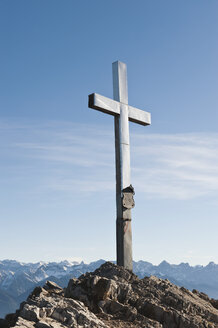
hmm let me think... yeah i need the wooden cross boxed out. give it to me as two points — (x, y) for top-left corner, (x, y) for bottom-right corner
(88, 61), (151, 271)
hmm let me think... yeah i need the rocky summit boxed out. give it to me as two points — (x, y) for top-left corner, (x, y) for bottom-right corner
(1, 262), (218, 328)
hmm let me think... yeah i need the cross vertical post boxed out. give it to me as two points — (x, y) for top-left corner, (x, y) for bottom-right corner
(113, 61), (132, 271)
(88, 61), (151, 272)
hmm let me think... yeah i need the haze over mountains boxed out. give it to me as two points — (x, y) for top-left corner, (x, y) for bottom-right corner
(1, 259), (218, 318)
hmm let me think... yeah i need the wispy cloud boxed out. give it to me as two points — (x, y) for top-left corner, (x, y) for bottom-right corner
(132, 132), (218, 199)
(1, 120), (218, 200)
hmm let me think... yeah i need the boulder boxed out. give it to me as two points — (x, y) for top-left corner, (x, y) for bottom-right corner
(3, 262), (218, 328)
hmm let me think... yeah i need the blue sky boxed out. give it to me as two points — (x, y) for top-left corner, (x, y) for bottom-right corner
(1, 0), (218, 265)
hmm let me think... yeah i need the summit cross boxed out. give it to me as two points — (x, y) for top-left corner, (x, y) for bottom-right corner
(88, 61), (151, 271)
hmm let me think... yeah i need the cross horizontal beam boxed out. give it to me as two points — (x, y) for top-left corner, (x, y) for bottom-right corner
(89, 93), (151, 126)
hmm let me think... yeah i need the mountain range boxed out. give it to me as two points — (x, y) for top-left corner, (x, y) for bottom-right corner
(1, 259), (218, 318)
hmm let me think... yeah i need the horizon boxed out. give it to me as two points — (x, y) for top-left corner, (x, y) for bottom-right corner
(1, 257), (218, 268)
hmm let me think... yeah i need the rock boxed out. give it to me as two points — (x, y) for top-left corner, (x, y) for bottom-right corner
(35, 322), (51, 328)
(4, 312), (18, 327)
(65, 262), (218, 327)
(3, 261), (218, 327)
(7, 280), (107, 328)
(35, 319), (66, 328)
(0, 319), (10, 328)
(43, 281), (63, 291)
(14, 317), (35, 327)
(20, 304), (40, 322)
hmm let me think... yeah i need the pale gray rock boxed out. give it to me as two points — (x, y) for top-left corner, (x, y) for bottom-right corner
(3, 259), (218, 319)
(43, 281), (62, 291)
(6, 280), (108, 328)
(14, 317), (35, 327)
(3, 263), (218, 328)
(65, 262), (218, 327)
(35, 319), (66, 328)
(20, 304), (40, 322)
